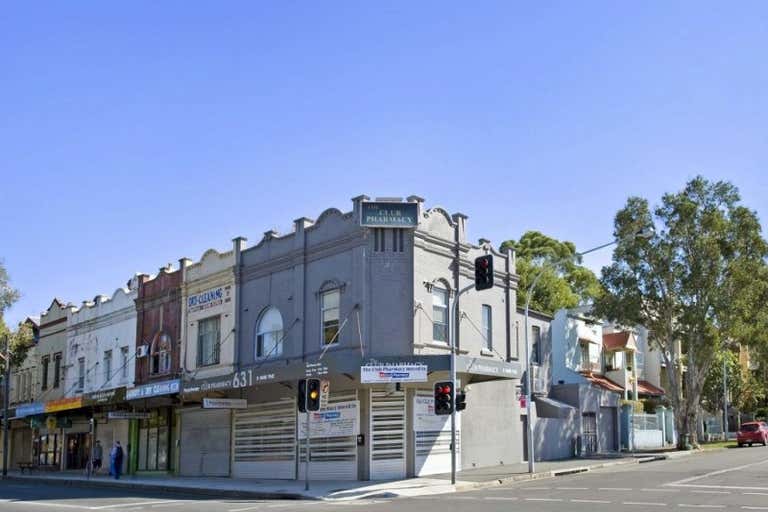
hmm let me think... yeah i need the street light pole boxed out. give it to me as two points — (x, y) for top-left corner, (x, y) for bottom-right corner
(2, 334), (10, 479)
(523, 227), (653, 473)
(449, 283), (474, 485)
(723, 356), (728, 441)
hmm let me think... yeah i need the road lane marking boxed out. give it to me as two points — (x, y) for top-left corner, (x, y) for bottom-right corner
(6, 502), (88, 509)
(642, 488), (680, 493)
(692, 490), (731, 494)
(678, 505), (726, 509)
(525, 498), (563, 502)
(600, 487), (633, 491)
(483, 497), (519, 501)
(91, 502), (181, 509)
(572, 499), (612, 504)
(558, 487), (589, 490)
(744, 493), (768, 496)
(668, 459), (768, 486)
(623, 502), (666, 507)
(672, 485), (768, 491)
(523, 486), (551, 490)
(742, 507), (768, 510)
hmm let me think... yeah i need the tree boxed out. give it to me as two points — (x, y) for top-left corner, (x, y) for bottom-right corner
(500, 231), (602, 316)
(0, 260), (33, 373)
(701, 349), (765, 422)
(594, 177), (768, 449)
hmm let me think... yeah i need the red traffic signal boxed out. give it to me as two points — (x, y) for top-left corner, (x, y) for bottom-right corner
(434, 380), (454, 416)
(474, 255), (494, 291)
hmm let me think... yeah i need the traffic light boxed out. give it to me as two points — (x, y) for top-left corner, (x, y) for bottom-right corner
(474, 255), (494, 291)
(434, 381), (454, 415)
(455, 391), (467, 411)
(297, 379), (307, 412)
(307, 378), (321, 411)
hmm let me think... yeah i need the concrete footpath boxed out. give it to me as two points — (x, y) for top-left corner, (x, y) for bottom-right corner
(4, 451), (695, 501)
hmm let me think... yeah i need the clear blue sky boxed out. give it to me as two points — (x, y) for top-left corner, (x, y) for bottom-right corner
(2, 2), (767, 326)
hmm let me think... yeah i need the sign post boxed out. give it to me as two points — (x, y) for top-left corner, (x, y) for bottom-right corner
(304, 394), (311, 491)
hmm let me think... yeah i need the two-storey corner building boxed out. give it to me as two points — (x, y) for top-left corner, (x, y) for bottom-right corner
(176, 239), (245, 477)
(130, 263), (185, 475)
(6, 316), (40, 469)
(64, 276), (140, 475)
(181, 195), (523, 481)
(550, 307), (622, 455)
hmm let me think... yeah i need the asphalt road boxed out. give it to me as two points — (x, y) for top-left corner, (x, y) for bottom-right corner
(1, 447), (767, 512)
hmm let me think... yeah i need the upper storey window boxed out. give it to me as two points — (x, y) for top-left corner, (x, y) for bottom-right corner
(256, 307), (283, 359)
(321, 289), (340, 346)
(197, 316), (221, 366)
(432, 288), (449, 343)
(151, 332), (172, 375)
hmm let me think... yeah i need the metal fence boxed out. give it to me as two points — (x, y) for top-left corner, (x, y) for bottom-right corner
(632, 413), (660, 431)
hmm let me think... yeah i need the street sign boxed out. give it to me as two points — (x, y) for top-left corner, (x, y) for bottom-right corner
(319, 380), (330, 410)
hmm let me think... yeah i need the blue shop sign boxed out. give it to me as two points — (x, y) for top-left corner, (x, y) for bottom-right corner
(126, 378), (181, 400)
(360, 201), (418, 228)
(15, 402), (44, 418)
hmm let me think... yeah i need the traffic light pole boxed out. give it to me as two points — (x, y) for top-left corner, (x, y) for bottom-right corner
(304, 408), (310, 491)
(450, 284), (474, 485)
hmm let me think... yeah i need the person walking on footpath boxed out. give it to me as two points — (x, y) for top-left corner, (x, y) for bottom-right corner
(110, 441), (124, 480)
(92, 440), (103, 475)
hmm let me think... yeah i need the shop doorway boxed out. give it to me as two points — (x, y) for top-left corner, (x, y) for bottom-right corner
(66, 433), (91, 470)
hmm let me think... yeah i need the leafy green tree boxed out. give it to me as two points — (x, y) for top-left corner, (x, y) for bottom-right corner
(499, 231), (602, 316)
(0, 260), (33, 373)
(594, 177), (768, 449)
(701, 349), (765, 421)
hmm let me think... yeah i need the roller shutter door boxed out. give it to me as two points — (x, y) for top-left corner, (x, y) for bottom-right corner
(413, 390), (460, 476)
(369, 389), (406, 480)
(179, 409), (231, 476)
(233, 399), (296, 479)
(298, 390), (358, 480)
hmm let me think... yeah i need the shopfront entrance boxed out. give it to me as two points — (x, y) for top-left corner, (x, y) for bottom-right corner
(66, 432), (91, 470)
(137, 408), (173, 472)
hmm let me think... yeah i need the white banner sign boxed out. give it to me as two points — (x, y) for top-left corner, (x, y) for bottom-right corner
(413, 396), (452, 432)
(108, 411), (151, 420)
(361, 364), (428, 383)
(299, 400), (359, 439)
(203, 398), (247, 409)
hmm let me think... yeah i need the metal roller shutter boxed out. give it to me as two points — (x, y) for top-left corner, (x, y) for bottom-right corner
(369, 389), (406, 480)
(179, 409), (231, 477)
(233, 399), (296, 479)
(298, 390), (358, 480)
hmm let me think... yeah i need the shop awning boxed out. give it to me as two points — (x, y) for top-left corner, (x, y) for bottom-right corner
(637, 380), (665, 397)
(534, 396), (576, 419)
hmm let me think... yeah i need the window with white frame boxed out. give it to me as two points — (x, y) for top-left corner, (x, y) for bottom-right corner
(103, 350), (112, 384)
(432, 287), (449, 342)
(197, 316), (221, 366)
(482, 305), (492, 350)
(256, 307), (283, 358)
(77, 357), (85, 392)
(321, 289), (341, 346)
(121, 346), (129, 379)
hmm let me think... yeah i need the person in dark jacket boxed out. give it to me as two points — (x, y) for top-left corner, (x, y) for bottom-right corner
(110, 441), (124, 479)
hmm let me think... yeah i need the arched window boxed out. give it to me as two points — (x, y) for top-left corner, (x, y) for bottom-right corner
(256, 307), (283, 359)
(151, 332), (172, 375)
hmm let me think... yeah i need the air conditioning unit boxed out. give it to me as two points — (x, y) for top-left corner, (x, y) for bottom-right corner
(136, 345), (149, 358)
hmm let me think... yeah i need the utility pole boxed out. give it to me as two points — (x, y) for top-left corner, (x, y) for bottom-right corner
(2, 334), (10, 478)
(723, 356), (728, 441)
